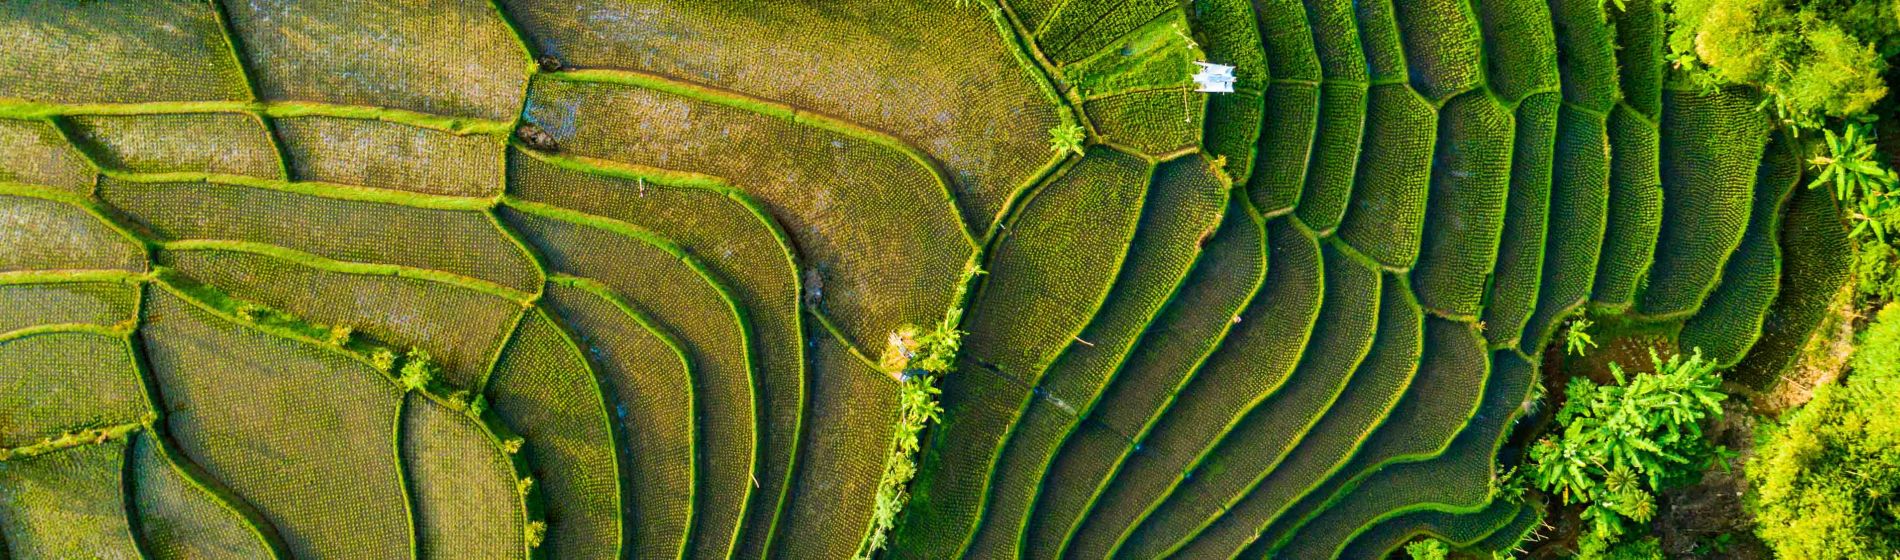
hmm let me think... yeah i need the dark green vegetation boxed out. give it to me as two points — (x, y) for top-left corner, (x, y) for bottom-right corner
(0, 0), (1863, 559)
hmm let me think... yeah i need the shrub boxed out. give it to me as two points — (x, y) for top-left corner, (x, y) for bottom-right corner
(326, 325), (353, 347)
(1855, 302), (1900, 378)
(369, 348), (397, 373)
(1748, 304), (1900, 559)
(398, 348), (438, 392)
(1578, 533), (1665, 559)
(858, 374), (944, 559)
(1804, 120), (1900, 305)
(1528, 350), (1727, 542)
(1048, 124), (1086, 157)
(525, 520), (547, 549)
(234, 302), (266, 323)
(1404, 537), (1450, 560)
(468, 393), (489, 417)
(1856, 238), (1900, 302)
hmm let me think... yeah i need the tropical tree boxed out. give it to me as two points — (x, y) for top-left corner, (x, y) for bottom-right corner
(1047, 123), (1085, 157)
(1528, 350), (1727, 542)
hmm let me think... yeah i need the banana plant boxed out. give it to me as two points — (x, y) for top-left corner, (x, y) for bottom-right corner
(1528, 350), (1727, 540)
(1809, 121), (1900, 243)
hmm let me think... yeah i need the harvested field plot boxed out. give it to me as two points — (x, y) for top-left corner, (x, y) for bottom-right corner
(0, 1), (1850, 558)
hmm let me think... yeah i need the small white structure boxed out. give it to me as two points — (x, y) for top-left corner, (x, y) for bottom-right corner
(1192, 61), (1236, 93)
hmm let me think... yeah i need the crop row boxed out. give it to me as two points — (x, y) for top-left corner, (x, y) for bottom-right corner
(961, 156), (1230, 557)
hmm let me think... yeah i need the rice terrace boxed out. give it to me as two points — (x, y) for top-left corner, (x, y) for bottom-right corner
(6, 0), (1900, 558)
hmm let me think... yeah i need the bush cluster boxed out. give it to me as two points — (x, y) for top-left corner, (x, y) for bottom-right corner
(1665, 0), (1899, 126)
(1748, 304), (1900, 559)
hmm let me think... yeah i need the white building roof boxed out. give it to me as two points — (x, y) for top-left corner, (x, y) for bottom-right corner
(1192, 61), (1237, 93)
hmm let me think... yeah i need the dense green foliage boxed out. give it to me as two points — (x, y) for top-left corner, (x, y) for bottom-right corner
(1577, 533), (1666, 559)
(1404, 536), (1451, 560)
(1858, 227), (1900, 301)
(1664, 0), (1899, 125)
(1748, 304), (1900, 559)
(860, 376), (945, 559)
(1528, 350), (1727, 543)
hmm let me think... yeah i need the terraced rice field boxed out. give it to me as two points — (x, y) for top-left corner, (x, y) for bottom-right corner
(0, 1), (1850, 558)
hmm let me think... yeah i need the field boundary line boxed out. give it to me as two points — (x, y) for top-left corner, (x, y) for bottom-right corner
(505, 197), (762, 557)
(0, 269), (146, 285)
(204, 0), (294, 179)
(390, 396), (420, 560)
(0, 321), (129, 343)
(121, 371), (294, 560)
(1080, 84), (1204, 104)
(0, 180), (159, 255)
(986, 173), (1245, 556)
(0, 422), (142, 462)
(1174, 272), (1427, 558)
(539, 68), (978, 245)
(102, 171), (497, 211)
(507, 145), (808, 278)
(545, 275), (703, 559)
(950, 155), (1159, 556)
(499, 198), (764, 399)
(482, 0), (541, 131)
(1057, 214), (1325, 557)
(1318, 346), (1534, 559)
(1369, 500), (1524, 558)
(500, 305), (619, 557)
(0, 100), (512, 137)
(984, 0), (1082, 237)
(1039, 0), (1140, 65)
(160, 239), (535, 304)
(1019, 192), (1263, 553)
(545, 274), (704, 416)
(1261, 320), (1495, 554)
(480, 208), (551, 302)
(1039, 202), (1274, 558)
(509, 143), (808, 552)
(141, 263), (541, 487)
(1108, 233), (1385, 557)
(804, 309), (884, 373)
